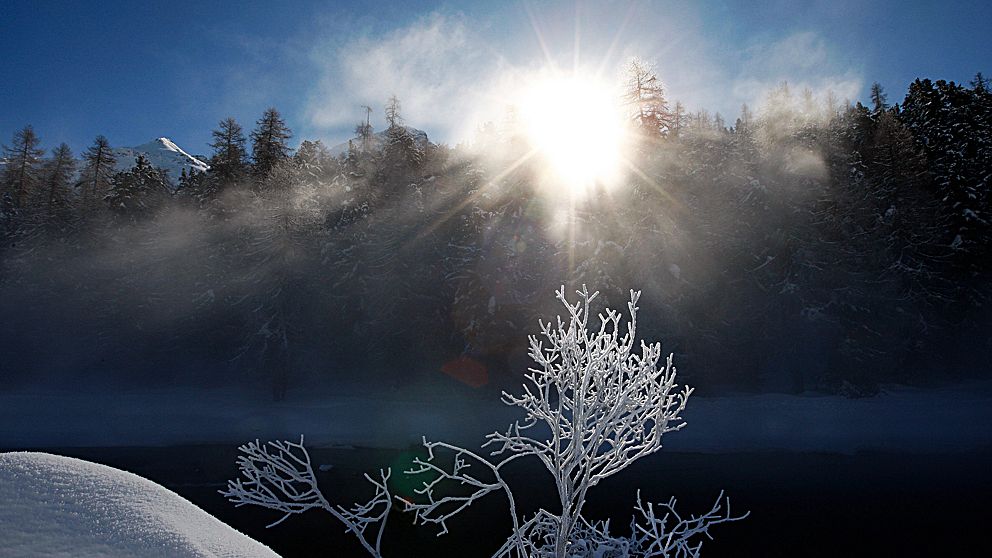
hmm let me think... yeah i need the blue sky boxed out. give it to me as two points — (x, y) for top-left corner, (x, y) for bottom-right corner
(1, 0), (989, 156)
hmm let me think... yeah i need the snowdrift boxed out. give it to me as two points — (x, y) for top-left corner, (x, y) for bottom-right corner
(0, 452), (277, 558)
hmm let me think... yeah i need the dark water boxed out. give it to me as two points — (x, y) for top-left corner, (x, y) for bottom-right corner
(8, 445), (991, 557)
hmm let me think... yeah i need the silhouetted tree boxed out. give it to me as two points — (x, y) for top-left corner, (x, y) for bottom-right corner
(209, 117), (249, 181)
(41, 143), (76, 218)
(79, 135), (117, 212)
(105, 154), (171, 220)
(2, 125), (45, 208)
(382, 96), (423, 171)
(870, 82), (888, 115)
(251, 108), (292, 176)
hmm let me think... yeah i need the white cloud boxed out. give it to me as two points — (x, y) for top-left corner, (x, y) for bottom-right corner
(731, 31), (863, 115)
(307, 13), (505, 144)
(747, 31), (830, 74)
(303, 10), (864, 144)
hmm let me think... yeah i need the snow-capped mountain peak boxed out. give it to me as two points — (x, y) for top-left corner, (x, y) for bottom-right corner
(114, 137), (209, 186)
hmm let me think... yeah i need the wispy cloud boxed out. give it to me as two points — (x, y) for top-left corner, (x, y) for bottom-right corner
(303, 8), (863, 145)
(306, 13), (507, 144)
(731, 31), (863, 113)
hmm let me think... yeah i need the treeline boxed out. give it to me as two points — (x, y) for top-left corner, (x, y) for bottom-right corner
(1, 73), (990, 398)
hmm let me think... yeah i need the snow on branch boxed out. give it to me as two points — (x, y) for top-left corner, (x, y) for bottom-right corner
(401, 438), (523, 542)
(221, 436), (391, 558)
(627, 490), (747, 557)
(400, 287), (743, 556)
(224, 287), (746, 557)
(490, 287), (692, 486)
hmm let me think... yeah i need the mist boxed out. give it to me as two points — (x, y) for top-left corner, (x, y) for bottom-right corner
(3, 74), (990, 403)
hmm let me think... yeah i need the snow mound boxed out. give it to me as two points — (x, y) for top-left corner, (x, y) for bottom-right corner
(114, 137), (209, 187)
(0, 452), (277, 558)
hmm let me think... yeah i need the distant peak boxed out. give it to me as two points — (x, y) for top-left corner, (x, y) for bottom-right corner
(115, 137), (210, 186)
(154, 137), (181, 152)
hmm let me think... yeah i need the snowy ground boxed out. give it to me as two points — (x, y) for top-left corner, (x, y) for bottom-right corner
(2, 381), (990, 454)
(0, 452), (276, 558)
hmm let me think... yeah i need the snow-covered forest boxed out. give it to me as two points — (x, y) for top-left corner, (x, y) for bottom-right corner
(2, 73), (991, 400)
(2, 0), (992, 546)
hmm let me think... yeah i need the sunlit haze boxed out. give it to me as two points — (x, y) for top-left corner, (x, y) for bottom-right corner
(1, 2), (991, 557)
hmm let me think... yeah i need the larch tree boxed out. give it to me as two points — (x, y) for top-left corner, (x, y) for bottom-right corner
(2, 125), (46, 208)
(385, 94), (402, 129)
(209, 117), (249, 181)
(80, 135), (117, 211)
(622, 58), (672, 139)
(671, 100), (688, 137)
(383, 96), (423, 171)
(42, 143), (76, 217)
(251, 108), (293, 177)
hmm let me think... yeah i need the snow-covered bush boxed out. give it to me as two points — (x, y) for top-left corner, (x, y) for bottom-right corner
(224, 287), (746, 557)
(222, 437), (391, 557)
(404, 287), (745, 556)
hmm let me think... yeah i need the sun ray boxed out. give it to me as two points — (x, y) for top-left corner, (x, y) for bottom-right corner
(525, 2), (558, 71)
(407, 148), (540, 247)
(620, 156), (685, 212)
(593, 2), (637, 81)
(572, 2), (581, 74)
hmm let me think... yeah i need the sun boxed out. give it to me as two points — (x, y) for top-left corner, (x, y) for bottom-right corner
(517, 73), (628, 195)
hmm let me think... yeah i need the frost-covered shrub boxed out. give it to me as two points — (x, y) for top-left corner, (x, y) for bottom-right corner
(222, 437), (391, 557)
(224, 287), (746, 557)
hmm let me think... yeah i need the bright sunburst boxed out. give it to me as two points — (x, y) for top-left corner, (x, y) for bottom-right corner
(517, 73), (629, 195)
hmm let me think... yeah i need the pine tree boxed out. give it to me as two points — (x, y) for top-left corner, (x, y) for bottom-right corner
(104, 154), (171, 219)
(870, 82), (888, 115)
(209, 117), (249, 181)
(42, 143), (76, 217)
(382, 96), (423, 170)
(293, 140), (331, 170)
(80, 135), (117, 211)
(250, 108), (292, 176)
(900, 78), (990, 258)
(870, 111), (945, 299)
(2, 125), (45, 208)
(971, 72), (990, 94)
